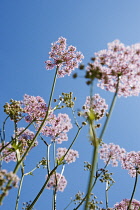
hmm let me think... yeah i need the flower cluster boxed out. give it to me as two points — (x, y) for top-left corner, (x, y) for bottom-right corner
(3, 99), (24, 122)
(83, 94), (108, 120)
(0, 143), (16, 163)
(22, 94), (48, 122)
(121, 151), (140, 177)
(46, 173), (67, 192)
(22, 95), (72, 144)
(56, 148), (79, 164)
(45, 37), (84, 77)
(41, 113), (72, 144)
(92, 40), (140, 97)
(0, 128), (37, 162)
(15, 127), (38, 154)
(114, 199), (140, 210)
(0, 169), (19, 198)
(99, 143), (126, 167)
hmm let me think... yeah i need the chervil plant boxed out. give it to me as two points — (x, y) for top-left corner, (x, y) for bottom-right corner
(1, 38), (140, 210)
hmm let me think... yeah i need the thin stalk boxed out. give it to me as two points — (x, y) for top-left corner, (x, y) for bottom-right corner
(74, 159), (111, 210)
(47, 144), (51, 174)
(84, 145), (99, 210)
(14, 66), (59, 171)
(16, 118), (36, 137)
(52, 189), (57, 210)
(0, 138), (14, 153)
(27, 165), (58, 210)
(38, 135), (51, 174)
(61, 126), (82, 163)
(15, 166), (25, 210)
(1, 116), (9, 143)
(27, 127), (81, 210)
(64, 199), (73, 210)
(52, 142), (56, 210)
(105, 181), (109, 209)
(99, 78), (119, 140)
(127, 170), (138, 210)
(71, 107), (80, 128)
(0, 66), (59, 205)
(53, 141), (56, 168)
(52, 165), (65, 210)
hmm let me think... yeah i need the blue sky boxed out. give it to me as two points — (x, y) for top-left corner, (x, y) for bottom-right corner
(1, 1), (140, 209)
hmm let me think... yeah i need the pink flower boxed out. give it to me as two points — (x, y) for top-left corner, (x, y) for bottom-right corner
(41, 113), (72, 144)
(15, 127), (38, 154)
(22, 94), (48, 122)
(99, 143), (126, 167)
(0, 169), (20, 194)
(46, 173), (67, 192)
(114, 199), (140, 210)
(83, 94), (108, 120)
(45, 37), (84, 77)
(0, 143), (16, 163)
(22, 94), (72, 144)
(92, 40), (140, 97)
(121, 151), (140, 177)
(56, 148), (79, 164)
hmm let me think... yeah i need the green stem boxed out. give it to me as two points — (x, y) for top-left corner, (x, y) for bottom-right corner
(74, 159), (110, 210)
(52, 189), (57, 210)
(15, 66), (59, 170)
(105, 181), (109, 209)
(64, 199), (73, 210)
(1, 116), (9, 143)
(84, 144), (99, 210)
(99, 78), (119, 140)
(0, 66), (59, 205)
(27, 165), (58, 210)
(53, 141), (56, 168)
(47, 144), (51, 174)
(27, 127), (82, 209)
(16, 118), (36, 137)
(0, 138), (14, 153)
(15, 166), (25, 210)
(127, 170), (138, 210)
(61, 126), (82, 163)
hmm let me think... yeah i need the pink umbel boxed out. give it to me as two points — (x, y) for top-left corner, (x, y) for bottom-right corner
(46, 172), (67, 192)
(56, 148), (79, 164)
(83, 94), (108, 120)
(45, 37), (84, 77)
(93, 40), (140, 96)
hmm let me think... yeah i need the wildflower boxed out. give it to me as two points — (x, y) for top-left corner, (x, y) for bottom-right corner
(46, 173), (67, 192)
(0, 128), (37, 162)
(15, 128), (38, 155)
(45, 37), (84, 77)
(22, 94), (48, 122)
(0, 169), (19, 199)
(83, 94), (108, 120)
(0, 143), (16, 163)
(114, 198), (140, 210)
(56, 148), (79, 164)
(99, 143), (126, 167)
(91, 40), (140, 97)
(22, 94), (72, 144)
(41, 113), (72, 144)
(121, 151), (140, 177)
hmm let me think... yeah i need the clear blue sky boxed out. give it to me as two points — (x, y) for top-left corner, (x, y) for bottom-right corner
(1, 1), (140, 209)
